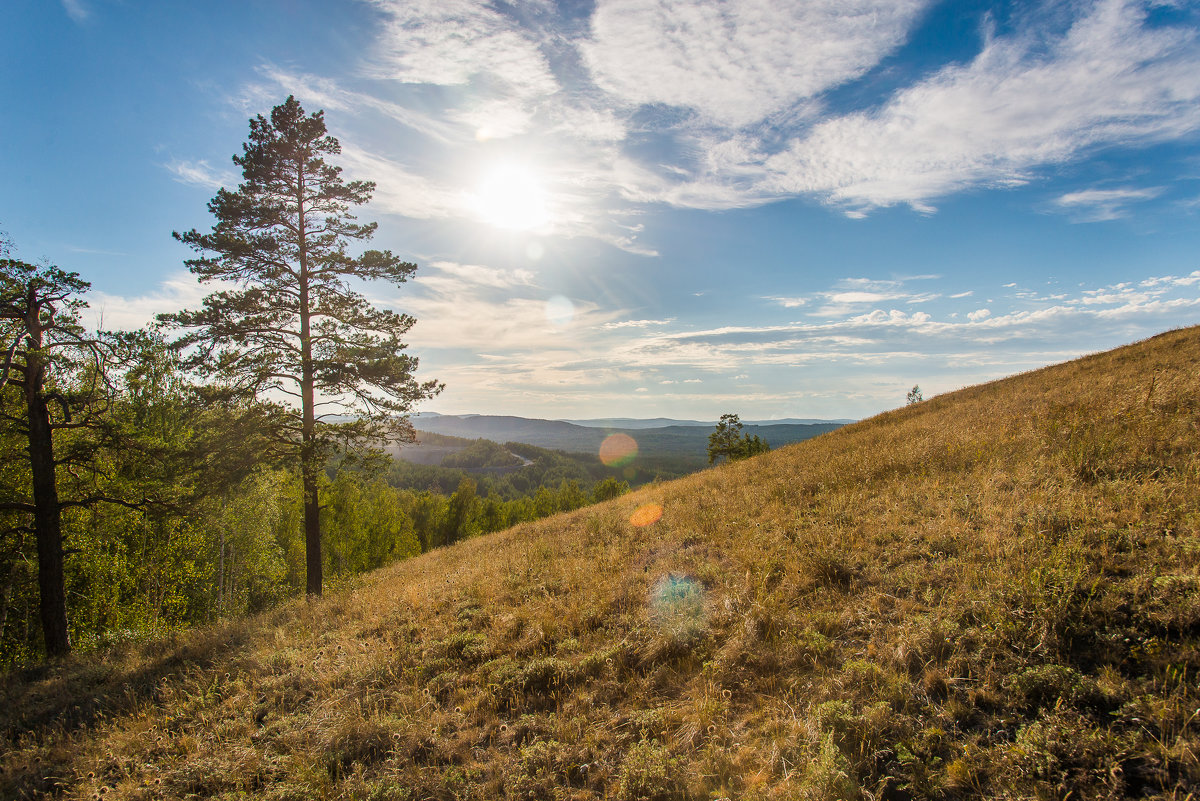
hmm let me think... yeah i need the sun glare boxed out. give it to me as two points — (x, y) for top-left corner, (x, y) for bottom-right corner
(472, 164), (549, 231)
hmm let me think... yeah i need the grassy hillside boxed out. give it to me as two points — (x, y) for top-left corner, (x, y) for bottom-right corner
(4, 327), (1200, 800)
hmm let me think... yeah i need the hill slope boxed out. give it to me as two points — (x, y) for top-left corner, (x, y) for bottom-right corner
(4, 328), (1200, 799)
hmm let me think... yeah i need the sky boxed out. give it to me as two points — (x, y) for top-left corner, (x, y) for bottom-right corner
(3, 0), (1200, 421)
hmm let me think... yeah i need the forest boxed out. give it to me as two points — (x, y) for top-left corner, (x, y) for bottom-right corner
(0, 97), (654, 666)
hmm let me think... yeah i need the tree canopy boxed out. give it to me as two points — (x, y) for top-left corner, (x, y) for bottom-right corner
(0, 259), (112, 655)
(161, 96), (441, 596)
(707, 413), (770, 465)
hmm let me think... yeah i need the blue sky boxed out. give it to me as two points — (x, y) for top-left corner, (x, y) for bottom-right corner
(4, 0), (1200, 420)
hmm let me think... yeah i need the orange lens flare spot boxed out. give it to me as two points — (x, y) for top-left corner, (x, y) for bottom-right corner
(629, 503), (663, 527)
(600, 433), (638, 466)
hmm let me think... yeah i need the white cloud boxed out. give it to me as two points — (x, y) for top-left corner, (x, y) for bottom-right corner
(809, 277), (935, 318)
(399, 261), (622, 354)
(424, 261), (536, 290)
(766, 296), (808, 308)
(254, 64), (464, 144)
(85, 272), (211, 331)
(760, 0), (1200, 212)
(338, 145), (466, 220)
(583, 0), (929, 127)
(165, 159), (237, 190)
(593, 268), (1200, 393)
(1052, 185), (1165, 221)
(61, 0), (88, 23)
(552, 106), (627, 143)
(602, 318), (676, 329)
(182, 0), (1200, 270)
(366, 0), (558, 137)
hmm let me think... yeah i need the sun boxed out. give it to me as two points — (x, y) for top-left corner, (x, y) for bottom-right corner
(472, 163), (549, 231)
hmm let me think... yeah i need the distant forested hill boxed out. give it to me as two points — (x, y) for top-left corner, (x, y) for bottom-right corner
(409, 413), (844, 466)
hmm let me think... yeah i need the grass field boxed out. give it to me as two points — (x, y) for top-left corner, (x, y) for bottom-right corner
(3, 326), (1199, 799)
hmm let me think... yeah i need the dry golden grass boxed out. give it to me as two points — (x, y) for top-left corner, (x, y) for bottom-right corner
(4, 327), (1200, 799)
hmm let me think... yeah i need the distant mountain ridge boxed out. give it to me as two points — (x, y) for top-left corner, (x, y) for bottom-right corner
(557, 416), (856, 429)
(410, 412), (845, 465)
(416, 412), (855, 429)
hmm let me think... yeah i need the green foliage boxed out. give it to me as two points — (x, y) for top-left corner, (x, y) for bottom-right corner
(324, 471), (419, 575)
(439, 477), (479, 548)
(617, 741), (683, 801)
(591, 476), (630, 503)
(907, 384), (923, 404)
(706, 413), (771, 464)
(440, 438), (521, 469)
(0, 257), (115, 656)
(160, 95), (440, 596)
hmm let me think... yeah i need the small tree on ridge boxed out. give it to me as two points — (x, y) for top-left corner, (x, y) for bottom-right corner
(707, 413), (770, 464)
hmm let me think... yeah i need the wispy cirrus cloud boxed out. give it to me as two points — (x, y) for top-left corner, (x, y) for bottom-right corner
(336, 144), (466, 221)
(252, 64), (465, 144)
(1052, 185), (1165, 221)
(771, 277), (942, 318)
(765, 296), (807, 309)
(606, 0), (1200, 216)
(61, 0), (88, 23)
(165, 159), (238, 190)
(602, 318), (676, 330)
(642, 269), (1198, 411)
(394, 260), (620, 353)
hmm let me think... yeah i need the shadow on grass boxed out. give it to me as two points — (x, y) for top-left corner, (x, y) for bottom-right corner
(0, 619), (258, 798)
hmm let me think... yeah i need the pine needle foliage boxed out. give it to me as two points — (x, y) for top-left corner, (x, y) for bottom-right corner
(161, 96), (441, 596)
(0, 259), (110, 657)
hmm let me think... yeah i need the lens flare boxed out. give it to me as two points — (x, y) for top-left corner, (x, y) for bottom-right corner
(545, 295), (574, 328)
(629, 503), (663, 527)
(599, 433), (638, 466)
(650, 574), (707, 633)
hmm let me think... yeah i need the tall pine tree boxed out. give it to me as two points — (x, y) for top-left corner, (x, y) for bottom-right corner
(162, 97), (441, 596)
(0, 259), (112, 656)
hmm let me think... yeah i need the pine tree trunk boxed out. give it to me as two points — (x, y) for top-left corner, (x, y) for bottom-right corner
(24, 299), (69, 657)
(0, 539), (23, 645)
(302, 461), (321, 596)
(216, 526), (226, 613)
(297, 161), (322, 597)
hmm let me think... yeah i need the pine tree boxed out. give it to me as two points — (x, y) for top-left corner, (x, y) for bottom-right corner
(162, 97), (441, 596)
(707, 412), (771, 464)
(0, 259), (109, 656)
